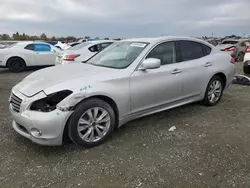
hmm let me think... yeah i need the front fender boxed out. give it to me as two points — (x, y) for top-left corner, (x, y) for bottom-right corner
(57, 91), (117, 110)
(45, 78), (131, 119)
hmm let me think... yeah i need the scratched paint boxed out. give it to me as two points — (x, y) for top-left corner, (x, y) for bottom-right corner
(80, 85), (92, 92)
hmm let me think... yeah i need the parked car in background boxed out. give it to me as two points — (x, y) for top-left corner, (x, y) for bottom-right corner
(55, 40), (114, 65)
(218, 39), (250, 61)
(0, 44), (6, 49)
(63, 42), (81, 50)
(54, 41), (69, 50)
(0, 41), (60, 72)
(243, 43), (250, 74)
(78, 39), (87, 43)
(9, 36), (235, 148)
(206, 39), (219, 46)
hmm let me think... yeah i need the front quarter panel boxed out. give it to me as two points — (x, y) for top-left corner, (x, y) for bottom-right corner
(44, 75), (131, 120)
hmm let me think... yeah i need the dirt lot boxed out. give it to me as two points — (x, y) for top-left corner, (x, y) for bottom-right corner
(0, 63), (250, 188)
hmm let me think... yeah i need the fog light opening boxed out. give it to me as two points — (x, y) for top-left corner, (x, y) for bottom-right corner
(30, 128), (42, 138)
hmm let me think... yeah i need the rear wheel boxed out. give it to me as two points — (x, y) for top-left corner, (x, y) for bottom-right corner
(243, 61), (250, 74)
(7, 57), (26, 72)
(68, 98), (116, 148)
(201, 76), (224, 106)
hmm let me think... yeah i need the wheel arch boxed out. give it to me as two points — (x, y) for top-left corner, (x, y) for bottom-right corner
(62, 95), (120, 143)
(213, 72), (227, 88)
(6, 56), (26, 67)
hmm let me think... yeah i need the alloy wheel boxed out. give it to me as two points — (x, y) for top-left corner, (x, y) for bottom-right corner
(208, 80), (222, 103)
(77, 107), (111, 143)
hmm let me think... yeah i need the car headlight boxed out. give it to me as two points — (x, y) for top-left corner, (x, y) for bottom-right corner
(30, 90), (73, 112)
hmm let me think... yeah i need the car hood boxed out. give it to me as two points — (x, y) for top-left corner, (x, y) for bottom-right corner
(14, 63), (116, 97)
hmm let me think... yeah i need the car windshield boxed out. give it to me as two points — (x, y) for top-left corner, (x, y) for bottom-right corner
(221, 41), (238, 45)
(69, 42), (92, 50)
(87, 41), (148, 69)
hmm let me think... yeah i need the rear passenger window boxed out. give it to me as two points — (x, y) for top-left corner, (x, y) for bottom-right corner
(24, 44), (34, 51)
(201, 44), (212, 56)
(34, 44), (51, 52)
(88, 45), (99, 52)
(178, 41), (204, 61)
(99, 43), (112, 50)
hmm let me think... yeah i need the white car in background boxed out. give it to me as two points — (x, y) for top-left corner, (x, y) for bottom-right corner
(0, 44), (6, 49)
(54, 41), (68, 50)
(55, 40), (114, 65)
(0, 41), (60, 72)
(243, 45), (250, 74)
(243, 44), (250, 62)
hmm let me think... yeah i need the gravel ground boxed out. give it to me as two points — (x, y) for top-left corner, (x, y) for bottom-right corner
(0, 63), (250, 188)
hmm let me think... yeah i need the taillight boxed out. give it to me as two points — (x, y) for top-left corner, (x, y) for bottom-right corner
(230, 57), (235, 64)
(63, 54), (80, 61)
(245, 47), (250, 53)
(225, 47), (236, 52)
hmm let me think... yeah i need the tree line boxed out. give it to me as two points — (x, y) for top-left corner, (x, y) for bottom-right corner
(0, 32), (118, 42)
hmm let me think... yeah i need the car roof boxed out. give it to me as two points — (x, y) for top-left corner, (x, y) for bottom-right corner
(122, 36), (210, 45)
(222, 39), (239, 42)
(86, 40), (116, 44)
(13, 41), (51, 45)
(33, 41), (52, 45)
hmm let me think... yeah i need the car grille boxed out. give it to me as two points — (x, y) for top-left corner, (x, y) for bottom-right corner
(10, 92), (22, 113)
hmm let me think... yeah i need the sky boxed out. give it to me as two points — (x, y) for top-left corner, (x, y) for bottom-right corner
(0, 0), (250, 38)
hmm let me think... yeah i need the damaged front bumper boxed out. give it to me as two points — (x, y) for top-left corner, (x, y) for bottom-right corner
(9, 89), (73, 146)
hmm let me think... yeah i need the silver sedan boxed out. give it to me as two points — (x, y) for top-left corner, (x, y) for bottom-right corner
(9, 36), (235, 148)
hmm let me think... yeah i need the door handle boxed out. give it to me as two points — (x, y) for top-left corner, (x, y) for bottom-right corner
(204, 62), (212, 67)
(171, 69), (182, 74)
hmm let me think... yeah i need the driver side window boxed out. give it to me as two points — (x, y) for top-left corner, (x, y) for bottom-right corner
(146, 42), (176, 65)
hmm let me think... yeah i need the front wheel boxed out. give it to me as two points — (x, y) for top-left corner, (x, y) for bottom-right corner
(68, 98), (116, 148)
(201, 76), (224, 106)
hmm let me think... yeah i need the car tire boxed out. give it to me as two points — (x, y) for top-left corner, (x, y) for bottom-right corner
(243, 61), (250, 74)
(7, 57), (26, 72)
(201, 76), (224, 106)
(68, 98), (116, 148)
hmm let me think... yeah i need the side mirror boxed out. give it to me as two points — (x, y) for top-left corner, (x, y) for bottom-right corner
(139, 58), (161, 70)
